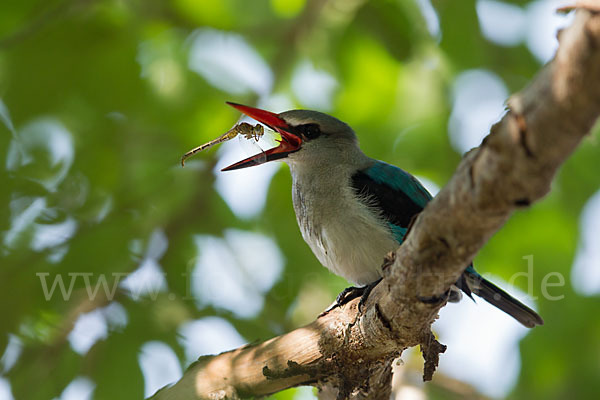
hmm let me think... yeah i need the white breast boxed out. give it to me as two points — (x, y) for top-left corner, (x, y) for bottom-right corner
(290, 165), (399, 286)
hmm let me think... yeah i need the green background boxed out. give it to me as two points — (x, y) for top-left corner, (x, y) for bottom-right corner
(1, 0), (599, 399)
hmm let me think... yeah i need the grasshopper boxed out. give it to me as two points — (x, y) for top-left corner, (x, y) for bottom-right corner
(181, 122), (265, 167)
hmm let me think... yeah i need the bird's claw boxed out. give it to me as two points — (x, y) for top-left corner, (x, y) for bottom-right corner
(320, 278), (383, 316)
(356, 278), (382, 311)
(336, 286), (363, 305)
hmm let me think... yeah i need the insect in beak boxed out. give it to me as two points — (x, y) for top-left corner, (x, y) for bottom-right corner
(221, 102), (303, 171)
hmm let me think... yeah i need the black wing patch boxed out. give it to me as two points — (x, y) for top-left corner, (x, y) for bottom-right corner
(350, 170), (424, 228)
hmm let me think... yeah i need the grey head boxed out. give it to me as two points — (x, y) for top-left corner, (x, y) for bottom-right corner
(278, 109), (363, 166)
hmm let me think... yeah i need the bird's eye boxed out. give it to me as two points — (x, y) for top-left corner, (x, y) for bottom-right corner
(300, 124), (321, 140)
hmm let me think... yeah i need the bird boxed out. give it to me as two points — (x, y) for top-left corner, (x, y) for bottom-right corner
(221, 102), (544, 328)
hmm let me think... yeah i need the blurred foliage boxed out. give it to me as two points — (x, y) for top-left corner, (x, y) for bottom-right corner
(0, 0), (599, 399)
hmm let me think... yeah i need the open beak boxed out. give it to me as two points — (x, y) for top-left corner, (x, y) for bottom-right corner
(222, 102), (302, 171)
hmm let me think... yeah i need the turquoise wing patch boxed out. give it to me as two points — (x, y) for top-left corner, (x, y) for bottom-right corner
(365, 161), (433, 208)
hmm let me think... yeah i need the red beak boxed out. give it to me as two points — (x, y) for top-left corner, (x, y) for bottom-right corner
(222, 102), (302, 171)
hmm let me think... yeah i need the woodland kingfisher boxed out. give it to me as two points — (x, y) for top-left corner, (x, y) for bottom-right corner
(222, 102), (543, 328)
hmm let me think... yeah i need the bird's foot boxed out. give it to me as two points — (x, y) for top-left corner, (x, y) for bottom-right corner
(356, 278), (382, 311)
(335, 285), (364, 306)
(320, 278), (383, 316)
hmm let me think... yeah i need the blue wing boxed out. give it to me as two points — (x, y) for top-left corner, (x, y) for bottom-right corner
(364, 161), (433, 208)
(351, 160), (433, 243)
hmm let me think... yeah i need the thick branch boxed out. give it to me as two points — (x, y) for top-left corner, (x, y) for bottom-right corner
(153, 9), (600, 400)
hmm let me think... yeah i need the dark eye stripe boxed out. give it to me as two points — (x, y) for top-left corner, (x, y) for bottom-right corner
(296, 123), (321, 140)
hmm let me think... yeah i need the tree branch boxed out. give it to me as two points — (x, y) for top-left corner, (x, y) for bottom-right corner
(152, 9), (600, 400)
